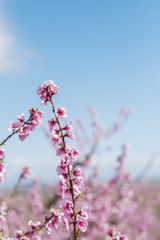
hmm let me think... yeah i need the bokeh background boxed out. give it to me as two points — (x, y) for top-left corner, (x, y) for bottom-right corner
(0, 0), (160, 186)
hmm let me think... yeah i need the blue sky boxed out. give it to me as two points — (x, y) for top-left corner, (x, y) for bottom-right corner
(0, 0), (160, 186)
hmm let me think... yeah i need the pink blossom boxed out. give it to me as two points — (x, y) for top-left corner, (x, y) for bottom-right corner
(0, 147), (5, 161)
(0, 215), (5, 224)
(37, 110), (43, 118)
(56, 147), (65, 156)
(49, 208), (63, 230)
(107, 228), (114, 237)
(46, 215), (62, 234)
(18, 126), (30, 141)
(28, 107), (37, 114)
(73, 166), (82, 177)
(28, 220), (42, 229)
(51, 123), (60, 133)
(27, 124), (36, 132)
(120, 235), (128, 240)
(51, 217), (60, 230)
(51, 133), (61, 145)
(50, 123), (61, 144)
(58, 175), (66, 187)
(0, 163), (7, 182)
(45, 222), (52, 235)
(73, 185), (81, 197)
(79, 207), (88, 219)
(57, 175), (69, 199)
(63, 200), (73, 215)
(60, 155), (71, 167)
(50, 208), (61, 217)
(30, 114), (42, 126)
(45, 80), (59, 95)
(21, 166), (30, 179)
(29, 108), (44, 118)
(56, 165), (68, 175)
(16, 113), (25, 123)
(74, 177), (84, 188)
(59, 141), (72, 154)
(20, 237), (30, 240)
(14, 230), (23, 239)
(70, 148), (80, 160)
(48, 117), (57, 130)
(64, 121), (73, 131)
(37, 80), (59, 106)
(111, 236), (127, 240)
(58, 184), (70, 199)
(77, 217), (88, 232)
(63, 217), (70, 231)
(8, 109), (43, 136)
(55, 106), (67, 118)
(64, 121), (75, 139)
(8, 121), (22, 131)
(65, 131), (75, 140)
(106, 229), (128, 240)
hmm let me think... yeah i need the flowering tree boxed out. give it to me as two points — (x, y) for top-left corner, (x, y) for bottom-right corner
(0, 80), (131, 240)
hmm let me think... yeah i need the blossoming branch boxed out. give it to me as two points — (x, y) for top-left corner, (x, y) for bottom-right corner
(37, 80), (88, 240)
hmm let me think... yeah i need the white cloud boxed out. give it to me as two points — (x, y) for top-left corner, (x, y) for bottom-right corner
(0, 4), (34, 74)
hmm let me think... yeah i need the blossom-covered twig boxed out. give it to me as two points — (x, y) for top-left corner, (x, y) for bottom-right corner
(14, 208), (63, 240)
(0, 108), (43, 183)
(37, 80), (88, 239)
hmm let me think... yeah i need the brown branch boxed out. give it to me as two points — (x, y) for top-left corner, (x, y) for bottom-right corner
(49, 98), (78, 240)
(0, 115), (33, 147)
